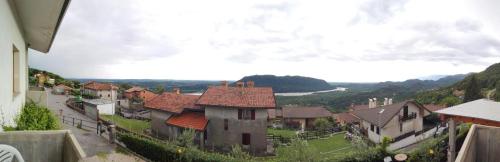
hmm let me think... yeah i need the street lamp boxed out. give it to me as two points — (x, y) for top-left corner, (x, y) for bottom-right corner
(378, 109), (385, 143)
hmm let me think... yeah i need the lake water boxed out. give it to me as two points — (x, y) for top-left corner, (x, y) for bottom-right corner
(184, 87), (348, 96)
(275, 87), (347, 96)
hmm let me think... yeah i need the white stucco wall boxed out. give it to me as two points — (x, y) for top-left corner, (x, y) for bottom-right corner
(0, 1), (28, 127)
(96, 103), (115, 115)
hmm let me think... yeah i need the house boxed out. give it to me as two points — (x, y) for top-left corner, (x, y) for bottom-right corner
(352, 99), (434, 150)
(119, 86), (158, 109)
(144, 90), (203, 141)
(281, 106), (333, 131)
(196, 81), (276, 155)
(334, 112), (360, 126)
(53, 84), (73, 95)
(83, 99), (116, 120)
(82, 81), (118, 101)
(0, 0), (86, 161)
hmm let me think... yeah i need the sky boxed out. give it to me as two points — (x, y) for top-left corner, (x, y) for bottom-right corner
(29, 0), (500, 82)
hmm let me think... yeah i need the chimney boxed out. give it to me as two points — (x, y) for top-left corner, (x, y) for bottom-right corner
(371, 98), (377, 108)
(173, 88), (180, 95)
(384, 98), (388, 106)
(246, 81), (255, 88)
(236, 81), (245, 88)
(220, 81), (228, 87)
(368, 99), (374, 108)
(388, 98), (393, 105)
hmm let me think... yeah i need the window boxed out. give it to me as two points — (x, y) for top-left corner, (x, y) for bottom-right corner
(242, 133), (251, 145)
(376, 127), (380, 134)
(238, 109), (255, 120)
(12, 45), (20, 97)
(108, 94), (110, 97)
(100, 94), (102, 97)
(403, 105), (409, 118)
(370, 124), (374, 131)
(224, 119), (228, 130)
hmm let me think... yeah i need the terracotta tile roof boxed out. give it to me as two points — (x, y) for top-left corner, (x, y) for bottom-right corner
(424, 104), (447, 112)
(125, 86), (145, 93)
(55, 84), (72, 90)
(196, 86), (276, 109)
(334, 112), (360, 124)
(83, 81), (118, 91)
(352, 101), (431, 127)
(125, 89), (158, 102)
(166, 112), (208, 131)
(144, 92), (200, 113)
(282, 106), (332, 118)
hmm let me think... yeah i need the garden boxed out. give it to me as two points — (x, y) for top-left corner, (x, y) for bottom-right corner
(100, 114), (150, 133)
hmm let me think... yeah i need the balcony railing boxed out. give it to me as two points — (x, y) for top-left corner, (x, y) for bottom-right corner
(456, 124), (500, 162)
(0, 130), (86, 162)
(399, 112), (417, 122)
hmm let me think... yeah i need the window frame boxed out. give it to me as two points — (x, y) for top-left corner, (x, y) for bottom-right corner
(12, 45), (20, 98)
(242, 133), (251, 145)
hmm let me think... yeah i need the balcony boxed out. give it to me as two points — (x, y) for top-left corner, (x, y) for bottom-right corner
(399, 112), (417, 122)
(456, 124), (500, 162)
(27, 87), (48, 107)
(0, 130), (86, 162)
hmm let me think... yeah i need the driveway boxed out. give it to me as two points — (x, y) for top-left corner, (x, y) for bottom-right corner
(45, 88), (115, 157)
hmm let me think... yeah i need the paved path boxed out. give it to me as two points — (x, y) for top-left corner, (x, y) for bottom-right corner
(45, 88), (115, 157)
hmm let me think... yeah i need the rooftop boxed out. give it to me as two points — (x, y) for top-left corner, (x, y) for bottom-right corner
(436, 99), (500, 123)
(83, 81), (118, 91)
(335, 112), (360, 123)
(125, 86), (145, 93)
(424, 104), (447, 112)
(196, 86), (276, 109)
(144, 92), (200, 113)
(352, 101), (430, 127)
(281, 106), (332, 118)
(166, 112), (208, 131)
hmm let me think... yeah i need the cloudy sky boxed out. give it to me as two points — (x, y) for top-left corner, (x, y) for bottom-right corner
(29, 0), (500, 82)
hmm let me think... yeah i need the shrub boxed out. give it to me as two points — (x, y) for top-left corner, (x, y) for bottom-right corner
(117, 132), (247, 162)
(337, 147), (392, 162)
(176, 129), (195, 148)
(276, 139), (319, 162)
(230, 145), (251, 160)
(15, 102), (59, 130)
(314, 118), (330, 131)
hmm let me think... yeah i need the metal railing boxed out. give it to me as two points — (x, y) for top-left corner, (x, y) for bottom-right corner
(61, 115), (97, 130)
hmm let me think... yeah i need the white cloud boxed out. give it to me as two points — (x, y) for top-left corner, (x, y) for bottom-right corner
(29, 0), (500, 82)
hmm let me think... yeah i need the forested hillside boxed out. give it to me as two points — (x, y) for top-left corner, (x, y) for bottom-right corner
(236, 75), (333, 93)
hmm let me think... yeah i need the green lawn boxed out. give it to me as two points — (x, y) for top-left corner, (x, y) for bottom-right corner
(100, 115), (150, 133)
(272, 133), (354, 161)
(267, 128), (298, 138)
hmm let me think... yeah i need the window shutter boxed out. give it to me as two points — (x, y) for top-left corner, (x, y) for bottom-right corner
(238, 109), (242, 119)
(251, 110), (255, 120)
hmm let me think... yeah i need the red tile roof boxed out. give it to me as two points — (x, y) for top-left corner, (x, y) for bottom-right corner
(166, 112), (207, 131)
(282, 106), (332, 118)
(83, 81), (118, 91)
(55, 84), (72, 90)
(349, 104), (369, 111)
(144, 92), (200, 113)
(196, 86), (276, 109)
(424, 104), (447, 112)
(125, 86), (145, 93)
(335, 112), (360, 124)
(124, 89), (158, 102)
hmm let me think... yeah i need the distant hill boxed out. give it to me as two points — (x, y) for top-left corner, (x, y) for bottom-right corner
(416, 62), (500, 105)
(278, 74), (466, 111)
(236, 75), (333, 93)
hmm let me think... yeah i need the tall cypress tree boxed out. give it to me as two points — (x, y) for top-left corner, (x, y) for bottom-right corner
(464, 75), (482, 102)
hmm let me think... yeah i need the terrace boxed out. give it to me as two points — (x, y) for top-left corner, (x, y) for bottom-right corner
(0, 130), (86, 162)
(456, 124), (500, 162)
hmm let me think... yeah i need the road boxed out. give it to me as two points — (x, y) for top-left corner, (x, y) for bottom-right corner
(45, 88), (115, 157)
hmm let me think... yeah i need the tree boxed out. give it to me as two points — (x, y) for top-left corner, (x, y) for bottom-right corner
(176, 129), (195, 148)
(439, 96), (461, 107)
(464, 75), (482, 102)
(154, 84), (165, 94)
(314, 118), (330, 131)
(495, 81), (500, 101)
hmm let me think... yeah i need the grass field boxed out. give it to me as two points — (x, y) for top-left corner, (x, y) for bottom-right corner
(100, 115), (150, 133)
(267, 128), (298, 138)
(272, 133), (354, 161)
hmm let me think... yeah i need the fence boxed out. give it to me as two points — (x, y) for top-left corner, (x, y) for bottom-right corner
(298, 129), (337, 140)
(61, 115), (97, 130)
(266, 134), (292, 144)
(65, 99), (85, 114)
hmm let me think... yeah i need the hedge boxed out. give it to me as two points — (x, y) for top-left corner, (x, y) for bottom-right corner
(12, 102), (59, 130)
(117, 132), (246, 162)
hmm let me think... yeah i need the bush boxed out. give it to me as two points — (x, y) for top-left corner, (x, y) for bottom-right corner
(117, 132), (247, 162)
(337, 147), (393, 162)
(14, 102), (59, 130)
(276, 139), (319, 162)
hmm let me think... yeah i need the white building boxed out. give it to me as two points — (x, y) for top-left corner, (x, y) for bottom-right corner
(0, 0), (70, 127)
(352, 100), (435, 150)
(83, 99), (115, 120)
(82, 81), (118, 101)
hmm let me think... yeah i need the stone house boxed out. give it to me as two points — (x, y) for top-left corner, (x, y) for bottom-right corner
(119, 86), (158, 109)
(280, 106), (332, 131)
(352, 100), (434, 149)
(195, 81), (276, 155)
(82, 81), (118, 101)
(143, 90), (204, 142)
